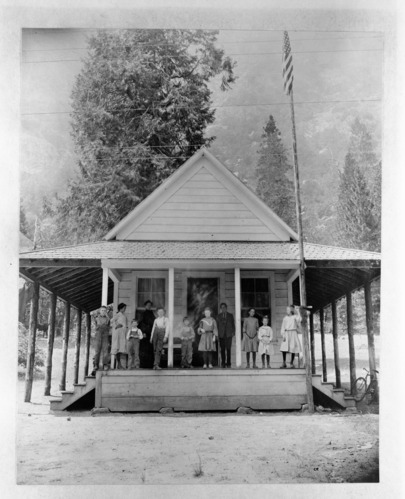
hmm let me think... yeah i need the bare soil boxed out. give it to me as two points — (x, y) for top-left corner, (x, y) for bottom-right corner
(16, 336), (379, 485)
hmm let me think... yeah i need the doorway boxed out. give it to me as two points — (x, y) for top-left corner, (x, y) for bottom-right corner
(187, 277), (219, 366)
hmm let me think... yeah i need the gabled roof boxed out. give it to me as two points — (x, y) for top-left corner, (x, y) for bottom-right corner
(104, 147), (299, 242)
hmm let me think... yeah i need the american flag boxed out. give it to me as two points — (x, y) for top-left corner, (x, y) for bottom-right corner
(282, 31), (293, 95)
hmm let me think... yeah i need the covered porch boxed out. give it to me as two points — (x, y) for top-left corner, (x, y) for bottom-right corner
(19, 240), (380, 412)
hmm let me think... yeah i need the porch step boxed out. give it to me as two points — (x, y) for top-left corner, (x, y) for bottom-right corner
(312, 375), (354, 408)
(50, 377), (96, 411)
(98, 369), (308, 412)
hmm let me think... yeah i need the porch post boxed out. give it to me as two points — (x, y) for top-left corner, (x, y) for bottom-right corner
(320, 308), (327, 382)
(73, 309), (82, 384)
(102, 268), (109, 305)
(331, 300), (341, 388)
(24, 281), (40, 402)
(234, 267), (242, 368)
(309, 311), (316, 374)
(168, 267), (174, 368)
(113, 281), (119, 313)
(59, 301), (71, 391)
(364, 281), (377, 381)
(83, 312), (91, 378)
(44, 292), (57, 396)
(346, 292), (357, 396)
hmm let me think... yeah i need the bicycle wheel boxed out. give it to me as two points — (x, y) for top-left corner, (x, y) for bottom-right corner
(366, 380), (379, 405)
(354, 377), (367, 401)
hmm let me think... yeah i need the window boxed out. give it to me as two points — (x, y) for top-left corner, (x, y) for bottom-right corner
(241, 277), (270, 323)
(137, 278), (166, 309)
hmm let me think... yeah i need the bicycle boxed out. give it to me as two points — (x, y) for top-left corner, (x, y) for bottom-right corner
(354, 368), (379, 404)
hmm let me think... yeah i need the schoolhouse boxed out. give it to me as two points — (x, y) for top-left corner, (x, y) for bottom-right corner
(20, 148), (380, 412)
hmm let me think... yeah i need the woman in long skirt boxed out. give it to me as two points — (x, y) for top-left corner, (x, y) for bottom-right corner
(111, 302), (128, 369)
(279, 305), (302, 368)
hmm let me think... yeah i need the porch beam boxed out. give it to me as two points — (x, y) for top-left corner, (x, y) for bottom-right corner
(19, 269), (87, 312)
(42, 267), (94, 286)
(20, 258), (101, 267)
(305, 259), (380, 269)
(234, 268), (242, 368)
(83, 313), (91, 379)
(320, 308), (327, 382)
(168, 268), (175, 368)
(73, 309), (82, 384)
(331, 300), (341, 388)
(59, 302), (71, 391)
(44, 292), (57, 396)
(24, 281), (40, 402)
(364, 281), (377, 380)
(346, 292), (357, 396)
(101, 259), (300, 270)
(309, 312), (316, 374)
(57, 270), (101, 293)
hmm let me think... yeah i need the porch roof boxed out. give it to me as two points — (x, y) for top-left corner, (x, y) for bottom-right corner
(19, 240), (380, 313)
(19, 240), (380, 263)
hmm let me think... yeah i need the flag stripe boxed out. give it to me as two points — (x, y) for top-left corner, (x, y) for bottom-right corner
(282, 31), (294, 95)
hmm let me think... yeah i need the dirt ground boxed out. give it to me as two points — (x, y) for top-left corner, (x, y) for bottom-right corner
(13, 334), (380, 487)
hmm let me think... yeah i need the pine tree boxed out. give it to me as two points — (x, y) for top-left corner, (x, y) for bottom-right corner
(337, 119), (381, 251)
(255, 115), (296, 229)
(55, 29), (236, 243)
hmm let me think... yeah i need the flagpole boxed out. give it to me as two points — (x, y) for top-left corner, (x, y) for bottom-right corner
(288, 85), (314, 413)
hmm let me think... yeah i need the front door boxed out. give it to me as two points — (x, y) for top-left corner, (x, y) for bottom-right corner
(187, 277), (219, 366)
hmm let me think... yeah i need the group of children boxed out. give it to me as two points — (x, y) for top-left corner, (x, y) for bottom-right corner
(242, 305), (302, 369)
(91, 303), (302, 373)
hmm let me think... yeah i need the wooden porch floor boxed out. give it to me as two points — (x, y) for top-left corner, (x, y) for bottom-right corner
(95, 368), (308, 412)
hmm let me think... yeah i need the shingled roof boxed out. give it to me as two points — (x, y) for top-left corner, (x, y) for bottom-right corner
(19, 240), (380, 263)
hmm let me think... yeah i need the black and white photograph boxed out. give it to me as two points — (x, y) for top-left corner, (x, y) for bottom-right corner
(1, 1), (403, 497)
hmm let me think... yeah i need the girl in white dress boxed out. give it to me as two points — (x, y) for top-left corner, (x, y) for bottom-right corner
(258, 316), (274, 368)
(279, 305), (302, 368)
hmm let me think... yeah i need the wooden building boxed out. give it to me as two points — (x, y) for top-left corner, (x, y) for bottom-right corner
(19, 148), (380, 412)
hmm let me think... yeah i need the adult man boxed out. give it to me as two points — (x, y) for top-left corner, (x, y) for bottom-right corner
(90, 305), (110, 376)
(216, 303), (235, 368)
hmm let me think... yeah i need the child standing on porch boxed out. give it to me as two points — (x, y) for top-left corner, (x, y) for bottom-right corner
(280, 305), (302, 368)
(180, 317), (195, 368)
(150, 307), (169, 370)
(197, 307), (218, 369)
(126, 319), (143, 369)
(242, 308), (259, 368)
(258, 315), (274, 368)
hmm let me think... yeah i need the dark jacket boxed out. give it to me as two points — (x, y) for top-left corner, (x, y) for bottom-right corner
(216, 312), (235, 339)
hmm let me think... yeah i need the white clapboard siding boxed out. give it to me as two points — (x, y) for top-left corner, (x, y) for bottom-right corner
(124, 166), (284, 241)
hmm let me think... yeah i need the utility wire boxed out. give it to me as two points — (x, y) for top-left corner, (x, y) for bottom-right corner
(22, 47), (383, 64)
(22, 35), (383, 52)
(21, 97), (381, 116)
